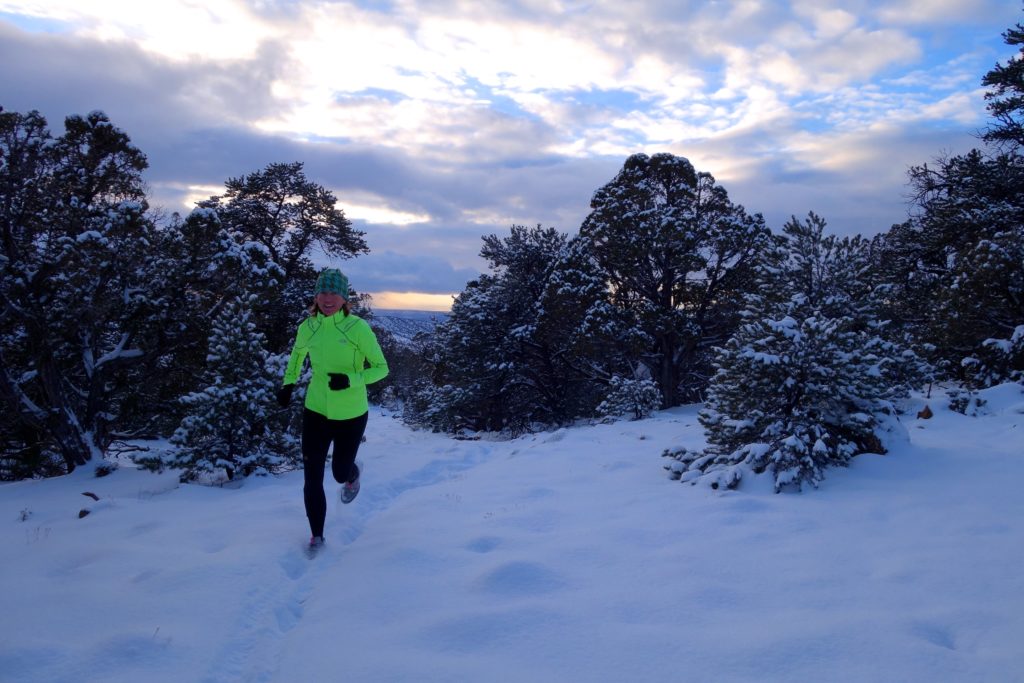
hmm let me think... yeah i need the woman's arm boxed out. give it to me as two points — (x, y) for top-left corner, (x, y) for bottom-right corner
(358, 323), (389, 385)
(282, 320), (313, 385)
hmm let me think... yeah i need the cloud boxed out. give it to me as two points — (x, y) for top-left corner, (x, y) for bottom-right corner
(874, 0), (1011, 26)
(0, 1), (1017, 307)
(0, 0), (279, 60)
(0, 20), (290, 141)
(690, 121), (985, 236)
(332, 249), (480, 294)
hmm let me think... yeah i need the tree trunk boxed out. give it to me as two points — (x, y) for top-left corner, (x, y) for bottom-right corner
(37, 358), (95, 472)
(659, 334), (677, 409)
(0, 349), (96, 474)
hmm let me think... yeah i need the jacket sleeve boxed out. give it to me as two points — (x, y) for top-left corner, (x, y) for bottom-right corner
(282, 320), (312, 386)
(358, 322), (389, 385)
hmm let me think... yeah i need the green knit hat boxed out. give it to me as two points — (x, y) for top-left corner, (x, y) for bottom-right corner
(314, 268), (349, 298)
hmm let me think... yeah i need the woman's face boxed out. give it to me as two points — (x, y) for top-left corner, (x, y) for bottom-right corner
(316, 292), (346, 316)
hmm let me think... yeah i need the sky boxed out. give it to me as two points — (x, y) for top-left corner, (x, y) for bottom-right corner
(0, 1), (1020, 310)
(2, 383), (1023, 681)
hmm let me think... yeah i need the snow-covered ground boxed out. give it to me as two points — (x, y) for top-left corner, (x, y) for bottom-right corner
(371, 309), (445, 346)
(2, 385), (1023, 683)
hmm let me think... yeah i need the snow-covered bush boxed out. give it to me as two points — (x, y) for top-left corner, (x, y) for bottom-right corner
(597, 376), (662, 421)
(947, 388), (990, 416)
(137, 297), (298, 482)
(404, 382), (475, 433)
(962, 325), (1024, 388)
(673, 313), (900, 491)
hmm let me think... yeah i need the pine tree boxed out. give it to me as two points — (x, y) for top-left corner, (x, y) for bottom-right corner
(409, 226), (572, 432)
(597, 376), (662, 421)
(540, 234), (648, 389)
(667, 214), (920, 492)
(151, 297), (298, 482)
(982, 16), (1024, 151)
(964, 325), (1024, 387)
(942, 222), (1024, 387)
(406, 277), (494, 433)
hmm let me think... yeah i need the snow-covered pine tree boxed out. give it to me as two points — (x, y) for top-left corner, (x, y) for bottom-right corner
(982, 14), (1024, 151)
(152, 296), (298, 482)
(539, 234), (648, 416)
(122, 205), (284, 437)
(407, 269), (513, 433)
(876, 15), (1024, 383)
(408, 225), (570, 433)
(668, 213), (920, 492)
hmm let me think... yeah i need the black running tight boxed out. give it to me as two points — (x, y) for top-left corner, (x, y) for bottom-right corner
(302, 408), (368, 538)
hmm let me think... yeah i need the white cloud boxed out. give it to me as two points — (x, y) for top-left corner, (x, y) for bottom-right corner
(0, 0), (276, 59)
(343, 201), (431, 226)
(179, 183), (226, 209)
(874, 0), (1000, 25)
(372, 290), (454, 311)
(1, 0), (1014, 300)
(809, 8), (859, 38)
(915, 89), (987, 124)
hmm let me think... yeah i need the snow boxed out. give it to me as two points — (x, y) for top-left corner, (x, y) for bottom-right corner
(2, 385), (1023, 682)
(371, 310), (446, 347)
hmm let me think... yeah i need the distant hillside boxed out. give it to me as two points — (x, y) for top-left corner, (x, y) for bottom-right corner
(371, 309), (448, 346)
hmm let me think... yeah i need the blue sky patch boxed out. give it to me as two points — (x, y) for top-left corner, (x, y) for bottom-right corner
(334, 88), (408, 104)
(0, 12), (73, 34)
(457, 75), (538, 120)
(557, 88), (647, 112)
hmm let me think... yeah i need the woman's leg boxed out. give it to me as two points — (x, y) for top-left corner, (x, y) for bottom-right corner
(330, 411), (369, 484)
(301, 408), (333, 538)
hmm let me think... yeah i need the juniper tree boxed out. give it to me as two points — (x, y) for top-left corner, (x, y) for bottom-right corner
(198, 162), (368, 351)
(408, 226), (629, 433)
(579, 153), (772, 407)
(667, 214), (922, 492)
(121, 206), (284, 435)
(879, 151), (1024, 381)
(0, 109), (161, 473)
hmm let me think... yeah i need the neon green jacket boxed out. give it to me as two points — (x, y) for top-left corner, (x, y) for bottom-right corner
(282, 312), (389, 420)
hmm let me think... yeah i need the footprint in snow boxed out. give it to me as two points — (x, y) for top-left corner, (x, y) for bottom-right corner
(464, 536), (502, 553)
(476, 561), (567, 597)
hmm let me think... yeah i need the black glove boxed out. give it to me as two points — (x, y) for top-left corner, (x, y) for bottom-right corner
(328, 373), (350, 390)
(276, 384), (294, 407)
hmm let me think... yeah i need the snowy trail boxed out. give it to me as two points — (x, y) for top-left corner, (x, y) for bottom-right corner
(2, 392), (1023, 683)
(201, 419), (495, 683)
